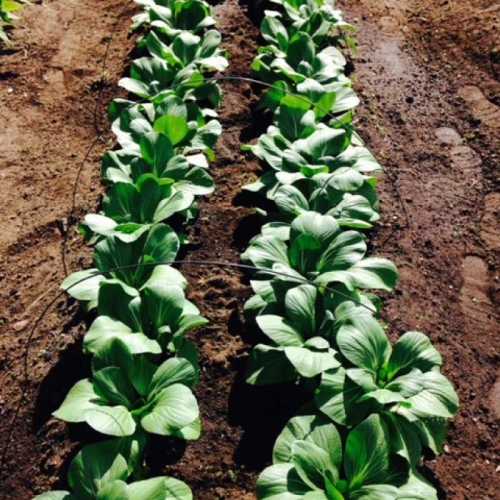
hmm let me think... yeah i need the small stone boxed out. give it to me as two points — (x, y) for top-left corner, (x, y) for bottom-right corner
(489, 376), (500, 420)
(12, 320), (29, 332)
(435, 127), (463, 146)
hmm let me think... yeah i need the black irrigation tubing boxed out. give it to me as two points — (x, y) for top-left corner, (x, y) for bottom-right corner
(61, 135), (102, 276)
(208, 75), (344, 121)
(0, 256), (379, 475)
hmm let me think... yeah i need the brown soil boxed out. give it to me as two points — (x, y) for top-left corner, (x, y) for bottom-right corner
(0, 0), (498, 499)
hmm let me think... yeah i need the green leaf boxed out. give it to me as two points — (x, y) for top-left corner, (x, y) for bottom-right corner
(94, 367), (136, 407)
(96, 480), (129, 499)
(287, 32), (315, 68)
(85, 317), (161, 356)
(53, 379), (99, 423)
(246, 344), (297, 385)
(140, 132), (174, 174)
(128, 355), (157, 397)
(284, 284), (317, 338)
(149, 357), (197, 397)
(84, 214), (118, 237)
(261, 15), (289, 48)
(173, 31), (200, 64)
(154, 190), (194, 222)
(143, 224), (180, 265)
(273, 414), (342, 468)
(397, 471), (437, 499)
(127, 476), (193, 500)
(141, 283), (184, 334)
(399, 371), (459, 420)
(291, 212), (339, 248)
(68, 440), (129, 499)
(154, 111), (189, 146)
(33, 492), (73, 500)
(274, 185), (309, 217)
(413, 417), (449, 455)
(142, 265), (187, 290)
(85, 406), (136, 437)
(336, 309), (391, 373)
(141, 384), (198, 436)
(318, 231), (366, 272)
(386, 331), (442, 379)
(295, 128), (347, 159)
(257, 463), (311, 500)
(62, 269), (103, 304)
(291, 440), (337, 490)
(350, 484), (399, 499)
(171, 416), (202, 441)
(344, 415), (391, 490)
(242, 235), (290, 269)
(383, 414), (422, 467)
(315, 368), (368, 426)
(277, 95), (313, 141)
(284, 345), (339, 378)
(348, 258), (399, 291)
(257, 315), (304, 347)
(119, 77), (151, 98)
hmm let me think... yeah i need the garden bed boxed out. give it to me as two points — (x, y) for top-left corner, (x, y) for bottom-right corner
(0, 0), (498, 498)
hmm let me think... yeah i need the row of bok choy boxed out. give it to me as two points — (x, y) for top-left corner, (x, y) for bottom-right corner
(241, 1), (459, 499)
(35, 1), (227, 498)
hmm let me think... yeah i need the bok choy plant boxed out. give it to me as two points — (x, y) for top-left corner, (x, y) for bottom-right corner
(54, 339), (201, 439)
(34, 436), (192, 500)
(258, 413), (437, 500)
(0, 0), (26, 43)
(315, 302), (459, 464)
(84, 274), (207, 359)
(62, 223), (181, 309)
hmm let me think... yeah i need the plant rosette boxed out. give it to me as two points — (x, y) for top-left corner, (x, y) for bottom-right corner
(33, 436), (192, 500)
(133, 0), (216, 38)
(242, 211), (397, 310)
(84, 276), (207, 361)
(54, 339), (201, 440)
(62, 223), (182, 310)
(257, 413), (437, 499)
(315, 302), (459, 465)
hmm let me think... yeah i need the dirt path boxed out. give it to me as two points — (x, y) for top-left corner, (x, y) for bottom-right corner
(339, 1), (500, 498)
(0, 0), (498, 499)
(0, 0), (135, 497)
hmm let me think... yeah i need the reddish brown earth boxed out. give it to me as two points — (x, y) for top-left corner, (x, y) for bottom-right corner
(0, 0), (498, 499)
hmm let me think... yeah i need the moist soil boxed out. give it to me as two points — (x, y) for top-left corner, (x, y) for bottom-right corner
(0, 0), (498, 498)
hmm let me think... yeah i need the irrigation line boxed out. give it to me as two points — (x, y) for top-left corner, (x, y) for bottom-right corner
(61, 135), (102, 276)
(206, 75), (339, 120)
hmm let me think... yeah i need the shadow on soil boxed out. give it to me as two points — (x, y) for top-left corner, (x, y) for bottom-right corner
(228, 359), (311, 470)
(33, 306), (92, 433)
